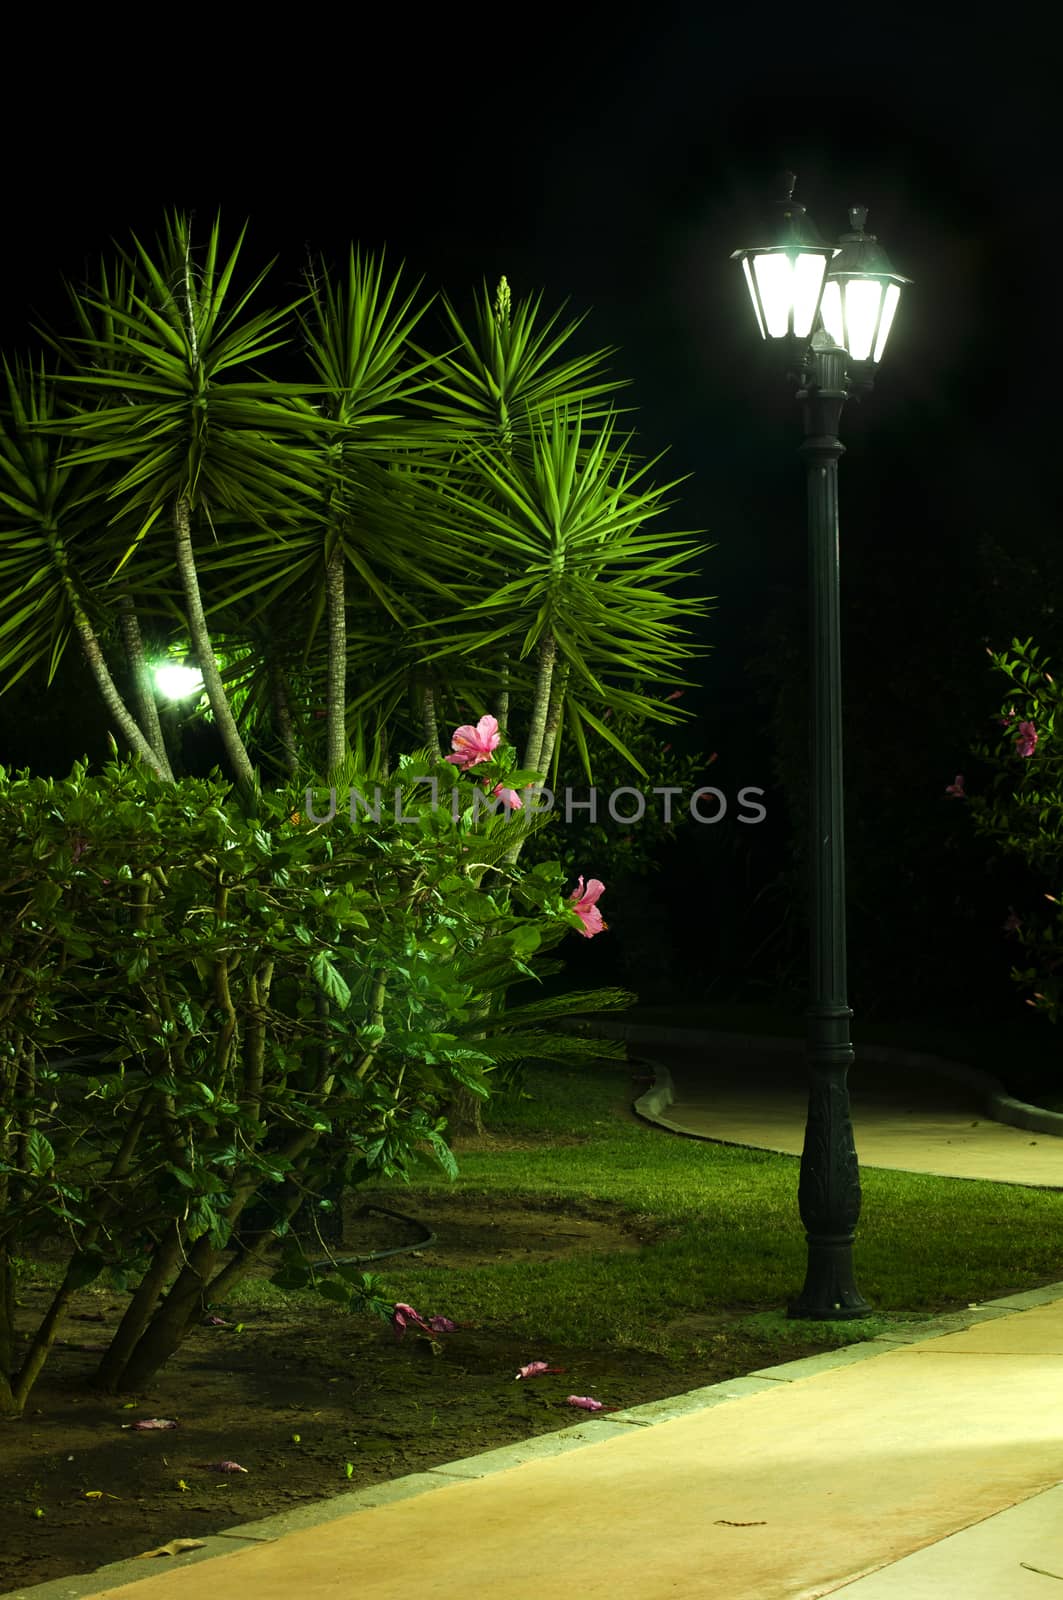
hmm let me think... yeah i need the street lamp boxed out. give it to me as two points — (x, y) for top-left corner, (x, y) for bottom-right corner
(731, 172), (911, 1318)
(153, 660), (204, 701)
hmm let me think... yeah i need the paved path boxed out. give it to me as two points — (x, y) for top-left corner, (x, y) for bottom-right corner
(638, 1034), (1063, 1187)
(7, 1029), (1063, 1600)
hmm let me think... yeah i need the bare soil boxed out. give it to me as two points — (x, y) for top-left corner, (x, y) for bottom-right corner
(1, 1178), (846, 1596)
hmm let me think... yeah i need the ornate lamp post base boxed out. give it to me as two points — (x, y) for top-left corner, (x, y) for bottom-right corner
(788, 1249), (872, 1319)
(788, 1059), (872, 1319)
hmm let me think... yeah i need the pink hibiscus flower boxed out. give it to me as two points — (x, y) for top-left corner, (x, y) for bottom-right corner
(1015, 721), (1038, 758)
(945, 774), (965, 798)
(491, 784), (523, 810)
(568, 876), (606, 938)
(445, 715), (500, 770)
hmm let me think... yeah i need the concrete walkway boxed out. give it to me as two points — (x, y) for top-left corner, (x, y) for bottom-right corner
(629, 1026), (1063, 1188)
(6, 1028), (1063, 1600)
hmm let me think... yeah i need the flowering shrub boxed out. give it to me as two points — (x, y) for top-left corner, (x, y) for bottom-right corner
(0, 746), (625, 1415)
(955, 637), (1063, 1020)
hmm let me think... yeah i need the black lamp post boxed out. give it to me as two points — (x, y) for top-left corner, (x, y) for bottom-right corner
(732, 174), (911, 1318)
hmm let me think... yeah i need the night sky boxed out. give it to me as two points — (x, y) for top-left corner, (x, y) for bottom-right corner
(1, 21), (1054, 1017)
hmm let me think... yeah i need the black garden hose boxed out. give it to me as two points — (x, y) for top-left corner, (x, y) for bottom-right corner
(305, 1203), (437, 1271)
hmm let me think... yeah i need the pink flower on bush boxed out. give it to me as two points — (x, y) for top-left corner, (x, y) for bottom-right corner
(1015, 721), (1039, 758)
(945, 774), (965, 798)
(491, 784), (523, 810)
(445, 715), (500, 770)
(568, 876), (606, 938)
(1002, 908), (1022, 935)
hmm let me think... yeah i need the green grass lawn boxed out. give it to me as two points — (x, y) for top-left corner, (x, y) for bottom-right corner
(298, 1053), (1063, 1359)
(27, 1052), (1059, 1366)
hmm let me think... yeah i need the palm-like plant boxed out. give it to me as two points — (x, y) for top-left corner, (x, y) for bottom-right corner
(2, 214), (711, 807)
(0, 355), (176, 779)
(404, 401), (711, 781)
(29, 215), (336, 791)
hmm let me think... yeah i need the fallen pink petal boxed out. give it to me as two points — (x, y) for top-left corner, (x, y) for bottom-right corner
(566, 1395), (605, 1410)
(203, 1315), (234, 1327)
(391, 1303), (459, 1339)
(391, 1302), (430, 1337)
(199, 1460), (249, 1473)
(515, 1361), (566, 1380)
(128, 1418), (178, 1431)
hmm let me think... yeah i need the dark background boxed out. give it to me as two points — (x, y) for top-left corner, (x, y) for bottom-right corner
(1, 16), (1055, 1028)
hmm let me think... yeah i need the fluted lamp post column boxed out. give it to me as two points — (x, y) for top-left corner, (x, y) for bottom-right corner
(731, 174), (911, 1318)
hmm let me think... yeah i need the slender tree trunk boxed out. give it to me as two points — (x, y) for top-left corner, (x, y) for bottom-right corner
(4, 1263), (81, 1415)
(199, 1147), (321, 1305)
(494, 661), (509, 740)
(108, 1234), (219, 1393)
(173, 494), (256, 792)
(106, 1130), (321, 1391)
(421, 675), (442, 762)
(270, 663), (298, 778)
(503, 649), (566, 871)
(49, 533), (171, 779)
(118, 593), (174, 780)
(325, 544), (347, 778)
(537, 660), (568, 780)
(522, 632), (556, 772)
(11, 1079), (155, 1409)
(95, 1226), (182, 1393)
(444, 1080), (485, 1138)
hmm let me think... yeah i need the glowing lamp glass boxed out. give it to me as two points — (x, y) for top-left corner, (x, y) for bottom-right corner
(154, 663), (204, 700)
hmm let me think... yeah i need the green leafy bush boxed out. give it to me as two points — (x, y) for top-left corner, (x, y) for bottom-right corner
(0, 755), (628, 1413)
(961, 638), (1063, 1019)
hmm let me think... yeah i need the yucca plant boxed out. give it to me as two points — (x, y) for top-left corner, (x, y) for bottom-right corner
(4, 217), (711, 801)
